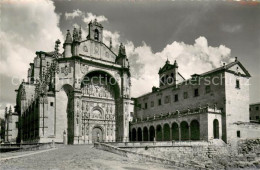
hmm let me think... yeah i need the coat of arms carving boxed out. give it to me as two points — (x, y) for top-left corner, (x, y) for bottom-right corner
(61, 65), (71, 76)
(80, 64), (89, 74)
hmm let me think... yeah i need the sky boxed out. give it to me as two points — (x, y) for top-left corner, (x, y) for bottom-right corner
(0, 0), (260, 118)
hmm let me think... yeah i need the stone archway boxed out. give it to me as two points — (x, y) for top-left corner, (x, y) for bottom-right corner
(149, 126), (155, 141)
(163, 124), (170, 141)
(81, 70), (122, 142)
(132, 128), (137, 141)
(57, 84), (74, 145)
(180, 121), (189, 141)
(190, 120), (200, 140)
(137, 127), (142, 141)
(172, 122), (179, 141)
(156, 125), (162, 141)
(92, 126), (103, 143)
(143, 127), (148, 141)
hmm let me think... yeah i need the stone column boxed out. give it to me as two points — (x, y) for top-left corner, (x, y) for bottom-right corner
(136, 129), (138, 142)
(178, 126), (181, 141)
(141, 129), (144, 142)
(162, 125), (164, 141)
(148, 128), (150, 141)
(170, 126), (173, 141)
(154, 127), (157, 142)
(188, 125), (191, 141)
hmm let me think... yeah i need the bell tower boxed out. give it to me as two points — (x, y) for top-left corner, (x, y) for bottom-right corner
(87, 19), (103, 42)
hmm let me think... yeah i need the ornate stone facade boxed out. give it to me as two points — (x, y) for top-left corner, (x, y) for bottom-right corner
(15, 19), (131, 144)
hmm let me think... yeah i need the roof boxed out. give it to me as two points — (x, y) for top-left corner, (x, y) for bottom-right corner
(200, 60), (251, 77)
(250, 102), (260, 106)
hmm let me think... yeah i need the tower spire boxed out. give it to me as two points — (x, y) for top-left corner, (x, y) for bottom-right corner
(55, 39), (61, 52)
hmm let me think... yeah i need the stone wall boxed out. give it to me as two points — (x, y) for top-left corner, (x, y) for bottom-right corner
(99, 140), (260, 169)
(94, 142), (206, 169)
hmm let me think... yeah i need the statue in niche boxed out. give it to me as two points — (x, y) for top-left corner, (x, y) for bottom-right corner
(110, 105), (113, 113)
(92, 109), (102, 119)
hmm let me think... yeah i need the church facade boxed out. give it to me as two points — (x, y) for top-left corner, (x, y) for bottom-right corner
(15, 20), (131, 144)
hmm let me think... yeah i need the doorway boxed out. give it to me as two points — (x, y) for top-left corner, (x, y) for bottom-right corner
(92, 127), (103, 143)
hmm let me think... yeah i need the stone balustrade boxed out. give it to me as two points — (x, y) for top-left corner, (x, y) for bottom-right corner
(131, 104), (222, 124)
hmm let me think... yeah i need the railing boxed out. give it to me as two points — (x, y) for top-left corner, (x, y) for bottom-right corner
(131, 105), (222, 124)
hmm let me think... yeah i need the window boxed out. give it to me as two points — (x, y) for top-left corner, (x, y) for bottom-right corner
(256, 116), (259, 120)
(205, 85), (211, 94)
(194, 88), (199, 97)
(236, 79), (240, 89)
(183, 92), (188, 99)
(94, 29), (99, 40)
(165, 96), (170, 104)
(256, 106), (259, 111)
(237, 131), (241, 138)
(16, 122), (18, 128)
(174, 94), (178, 102)
(137, 104), (141, 110)
(50, 102), (54, 106)
(151, 101), (154, 107)
(158, 99), (162, 106)
(250, 117), (252, 120)
(145, 103), (148, 109)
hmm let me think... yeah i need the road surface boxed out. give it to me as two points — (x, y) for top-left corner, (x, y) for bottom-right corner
(0, 145), (180, 170)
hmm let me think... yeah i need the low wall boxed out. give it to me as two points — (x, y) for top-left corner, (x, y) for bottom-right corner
(0, 142), (56, 153)
(106, 141), (209, 148)
(94, 142), (206, 169)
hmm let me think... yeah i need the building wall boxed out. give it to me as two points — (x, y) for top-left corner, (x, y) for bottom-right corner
(225, 72), (250, 143)
(5, 114), (19, 143)
(135, 73), (225, 120)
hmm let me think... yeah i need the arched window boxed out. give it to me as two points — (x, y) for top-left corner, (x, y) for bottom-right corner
(94, 29), (99, 40)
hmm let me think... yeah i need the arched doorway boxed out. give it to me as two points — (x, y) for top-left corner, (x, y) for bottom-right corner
(92, 127), (103, 143)
(190, 120), (200, 140)
(143, 127), (148, 141)
(180, 121), (189, 141)
(172, 122), (179, 141)
(213, 119), (219, 139)
(132, 128), (137, 141)
(163, 124), (171, 141)
(156, 125), (162, 141)
(149, 126), (155, 141)
(137, 127), (142, 141)
(81, 70), (121, 142)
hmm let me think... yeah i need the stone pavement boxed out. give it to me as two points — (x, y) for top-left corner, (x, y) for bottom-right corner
(0, 145), (182, 170)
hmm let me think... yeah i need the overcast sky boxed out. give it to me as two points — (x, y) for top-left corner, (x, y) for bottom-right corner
(0, 0), (259, 118)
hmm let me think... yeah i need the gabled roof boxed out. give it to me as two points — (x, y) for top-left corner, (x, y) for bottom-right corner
(200, 60), (251, 77)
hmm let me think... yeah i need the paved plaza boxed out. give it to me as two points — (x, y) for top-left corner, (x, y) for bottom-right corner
(0, 145), (180, 170)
